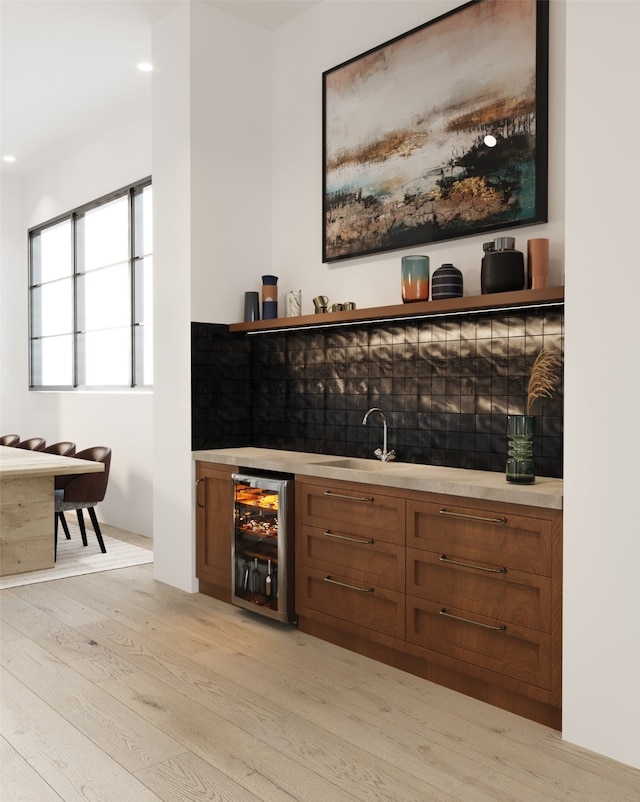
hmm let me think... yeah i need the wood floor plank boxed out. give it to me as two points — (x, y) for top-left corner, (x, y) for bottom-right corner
(45, 570), (228, 658)
(13, 579), (111, 627)
(135, 751), (264, 802)
(288, 685), (575, 802)
(1, 736), (64, 802)
(99, 668), (361, 802)
(0, 591), (138, 683)
(249, 708), (456, 802)
(338, 678), (583, 801)
(1, 639), (186, 774)
(0, 669), (164, 802)
(79, 617), (288, 731)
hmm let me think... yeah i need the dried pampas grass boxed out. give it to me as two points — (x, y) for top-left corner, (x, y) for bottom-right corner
(527, 349), (562, 414)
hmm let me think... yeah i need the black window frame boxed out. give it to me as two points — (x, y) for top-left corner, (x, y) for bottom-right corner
(28, 177), (152, 391)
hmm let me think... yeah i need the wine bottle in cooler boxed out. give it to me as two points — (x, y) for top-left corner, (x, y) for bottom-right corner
(242, 559), (251, 592)
(251, 558), (261, 594)
(265, 559), (273, 599)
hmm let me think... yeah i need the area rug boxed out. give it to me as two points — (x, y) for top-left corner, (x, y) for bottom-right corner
(0, 527), (153, 590)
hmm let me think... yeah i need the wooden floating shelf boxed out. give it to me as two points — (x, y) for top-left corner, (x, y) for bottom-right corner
(228, 286), (564, 334)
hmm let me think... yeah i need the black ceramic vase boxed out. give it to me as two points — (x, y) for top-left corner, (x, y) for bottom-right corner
(481, 237), (525, 294)
(431, 263), (463, 299)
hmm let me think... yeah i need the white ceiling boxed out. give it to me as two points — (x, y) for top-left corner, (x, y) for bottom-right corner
(0, 0), (319, 178)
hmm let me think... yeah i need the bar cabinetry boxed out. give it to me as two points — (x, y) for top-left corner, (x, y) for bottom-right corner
(295, 475), (562, 729)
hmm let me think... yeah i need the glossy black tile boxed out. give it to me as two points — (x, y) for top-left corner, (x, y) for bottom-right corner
(191, 309), (564, 476)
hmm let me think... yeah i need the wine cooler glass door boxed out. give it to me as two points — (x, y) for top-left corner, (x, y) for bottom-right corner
(232, 473), (294, 623)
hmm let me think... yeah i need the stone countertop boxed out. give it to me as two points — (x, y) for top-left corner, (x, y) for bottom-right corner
(193, 447), (563, 510)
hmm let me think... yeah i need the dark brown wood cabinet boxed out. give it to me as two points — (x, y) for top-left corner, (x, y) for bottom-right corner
(195, 461), (238, 602)
(405, 494), (561, 718)
(295, 475), (562, 729)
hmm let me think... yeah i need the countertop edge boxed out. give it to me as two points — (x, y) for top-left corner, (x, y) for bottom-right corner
(193, 448), (563, 510)
(0, 446), (105, 478)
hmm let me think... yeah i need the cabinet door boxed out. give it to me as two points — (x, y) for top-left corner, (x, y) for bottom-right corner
(195, 462), (236, 601)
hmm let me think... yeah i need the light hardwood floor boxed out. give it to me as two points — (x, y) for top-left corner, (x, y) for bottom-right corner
(2, 537), (639, 801)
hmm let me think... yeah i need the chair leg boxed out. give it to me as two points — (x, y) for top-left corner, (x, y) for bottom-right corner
(54, 513), (58, 560)
(60, 511), (71, 540)
(76, 509), (88, 546)
(87, 507), (107, 553)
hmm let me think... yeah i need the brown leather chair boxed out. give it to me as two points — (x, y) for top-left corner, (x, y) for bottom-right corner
(44, 441), (77, 457)
(16, 437), (47, 450)
(54, 447), (111, 557)
(0, 434), (20, 446)
(43, 442), (78, 542)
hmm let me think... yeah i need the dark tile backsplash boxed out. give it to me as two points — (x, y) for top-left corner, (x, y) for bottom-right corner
(192, 307), (564, 477)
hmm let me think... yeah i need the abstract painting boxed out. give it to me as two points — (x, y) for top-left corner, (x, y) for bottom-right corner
(323, 0), (549, 262)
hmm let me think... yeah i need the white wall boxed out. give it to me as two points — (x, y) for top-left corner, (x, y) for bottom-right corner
(563, 0), (640, 769)
(0, 108), (154, 538)
(0, 174), (25, 428)
(190, 4), (272, 323)
(151, 2), (272, 590)
(151, 1), (194, 588)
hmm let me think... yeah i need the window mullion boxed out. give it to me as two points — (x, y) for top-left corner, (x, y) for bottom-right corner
(129, 187), (136, 388)
(72, 214), (79, 387)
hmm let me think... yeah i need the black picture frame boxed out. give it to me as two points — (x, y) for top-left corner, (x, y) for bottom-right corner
(323, 0), (549, 263)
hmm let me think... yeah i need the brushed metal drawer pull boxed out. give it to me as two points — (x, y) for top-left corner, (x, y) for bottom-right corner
(195, 477), (205, 508)
(439, 555), (506, 574)
(324, 490), (374, 503)
(439, 508), (507, 525)
(324, 576), (374, 593)
(324, 530), (374, 545)
(439, 608), (507, 632)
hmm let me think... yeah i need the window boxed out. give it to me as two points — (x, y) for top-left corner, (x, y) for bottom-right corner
(29, 178), (152, 389)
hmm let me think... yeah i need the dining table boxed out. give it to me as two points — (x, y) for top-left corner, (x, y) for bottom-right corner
(0, 445), (104, 577)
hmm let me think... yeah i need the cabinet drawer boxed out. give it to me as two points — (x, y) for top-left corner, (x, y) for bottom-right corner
(407, 548), (550, 632)
(300, 525), (404, 592)
(407, 498), (553, 576)
(296, 479), (405, 544)
(407, 598), (551, 690)
(297, 565), (405, 639)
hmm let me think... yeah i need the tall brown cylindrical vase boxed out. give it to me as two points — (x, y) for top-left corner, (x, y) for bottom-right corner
(527, 238), (549, 289)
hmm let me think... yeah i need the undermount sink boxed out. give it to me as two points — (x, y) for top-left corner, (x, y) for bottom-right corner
(319, 457), (404, 471)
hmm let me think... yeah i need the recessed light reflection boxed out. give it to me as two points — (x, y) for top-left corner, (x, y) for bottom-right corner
(137, 62), (153, 72)
(484, 134), (497, 148)
(3, 155), (16, 163)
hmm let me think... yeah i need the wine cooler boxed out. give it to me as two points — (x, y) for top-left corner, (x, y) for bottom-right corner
(231, 472), (295, 623)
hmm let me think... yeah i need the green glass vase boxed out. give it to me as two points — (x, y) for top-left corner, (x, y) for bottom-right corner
(506, 415), (535, 484)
